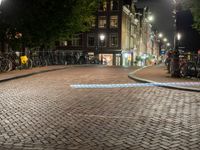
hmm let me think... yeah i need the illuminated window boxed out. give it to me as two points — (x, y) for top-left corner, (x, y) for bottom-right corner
(110, 33), (118, 47)
(110, 0), (119, 11)
(98, 16), (107, 28)
(110, 16), (118, 28)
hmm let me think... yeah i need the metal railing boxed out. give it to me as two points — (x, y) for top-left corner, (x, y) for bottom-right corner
(0, 50), (100, 73)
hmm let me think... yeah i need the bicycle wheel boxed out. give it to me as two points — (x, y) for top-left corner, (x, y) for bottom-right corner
(27, 59), (33, 69)
(21, 59), (33, 69)
(0, 58), (12, 72)
(179, 64), (187, 78)
(187, 62), (197, 77)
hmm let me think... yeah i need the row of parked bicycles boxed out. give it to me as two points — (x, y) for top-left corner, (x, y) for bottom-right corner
(179, 54), (200, 78)
(0, 50), (88, 73)
(165, 51), (200, 78)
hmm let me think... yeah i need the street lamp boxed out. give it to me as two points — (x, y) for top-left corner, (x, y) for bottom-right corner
(135, 12), (142, 60)
(170, 0), (180, 77)
(100, 34), (105, 41)
(148, 15), (154, 22)
(177, 32), (181, 41)
(158, 33), (163, 38)
(163, 38), (168, 42)
(167, 43), (171, 46)
(99, 34), (105, 64)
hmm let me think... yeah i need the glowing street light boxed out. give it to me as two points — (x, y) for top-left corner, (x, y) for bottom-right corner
(99, 34), (105, 64)
(0, 0), (3, 5)
(163, 38), (168, 42)
(100, 34), (105, 41)
(167, 43), (171, 46)
(148, 15), (154, 22)
(158, 33), (163, 38)
(177, 33), (181, 41)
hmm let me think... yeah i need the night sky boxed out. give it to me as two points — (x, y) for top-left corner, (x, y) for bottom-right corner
(136, 0), (175, 44)
(136, 0), (200, 51)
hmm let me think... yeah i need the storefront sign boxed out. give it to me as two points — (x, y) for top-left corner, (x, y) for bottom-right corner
(160, 49), (165, 55)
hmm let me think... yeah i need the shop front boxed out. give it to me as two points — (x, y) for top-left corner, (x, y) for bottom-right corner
(122, 51), (132, 67)
(99, 54), (113, 66)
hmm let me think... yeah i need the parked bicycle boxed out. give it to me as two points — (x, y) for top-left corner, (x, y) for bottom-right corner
(179, 53), (200, 78)
(4, 51), (32, 70)
(0, 55), (12, 72)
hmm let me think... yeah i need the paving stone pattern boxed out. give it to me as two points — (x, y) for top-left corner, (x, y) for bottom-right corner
(0, 66), (199, 150)
(135, 65), (200, 89)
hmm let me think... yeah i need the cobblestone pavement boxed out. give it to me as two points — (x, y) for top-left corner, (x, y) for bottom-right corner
(0, 66), (200, 150)
(0, 65), (67, 81)
(134, 65), (200, 89)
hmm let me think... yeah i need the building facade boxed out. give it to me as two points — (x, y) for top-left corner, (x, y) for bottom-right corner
(57, 0), (160, 67)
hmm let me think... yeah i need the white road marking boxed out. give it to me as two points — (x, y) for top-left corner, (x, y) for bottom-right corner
(71, 82), (200, 89)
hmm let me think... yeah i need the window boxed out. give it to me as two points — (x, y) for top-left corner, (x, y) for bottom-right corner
(87, 35), (95, 47)
(90, 17), (96, 28)
(110, 0), (119, 11)
(110, 16), (118, 28)
(98, 16), (107, 28)
(72, 34), (81, 46)
(61, 41), (68, 46)
(99, 0), (107, 12)
(110, 33), (118, 47)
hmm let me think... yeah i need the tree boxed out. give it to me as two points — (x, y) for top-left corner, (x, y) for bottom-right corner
(182, 0), (200, 32)
(0, 0), (97, 51)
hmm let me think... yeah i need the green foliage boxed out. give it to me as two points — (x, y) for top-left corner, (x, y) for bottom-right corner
(0, 0), (97, 50)
(136, 56), (142, 61)
(182, 0), (200, 32)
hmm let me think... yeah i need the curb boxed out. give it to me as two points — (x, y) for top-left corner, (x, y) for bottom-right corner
(0, 66), (69, 83)
(0, 64), (105, 83)
(128, 67), (200, 92)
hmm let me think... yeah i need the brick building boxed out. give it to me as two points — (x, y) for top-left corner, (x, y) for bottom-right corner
(57, 0), (160, 66)
(57, 0), (140, 67)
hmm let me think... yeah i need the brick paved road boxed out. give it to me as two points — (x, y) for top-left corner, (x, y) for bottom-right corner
(0, 66), (200, 150)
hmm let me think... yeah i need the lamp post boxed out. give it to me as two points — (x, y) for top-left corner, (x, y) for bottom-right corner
(176, 32), (181, 50)
(135, 13), (142, 61)
(172, 0), (179, 51)
(99, 34), (105, 64)
(169, 0), (180, 76)
(146, 12), (154, 64)
(0, 0), (3, 53)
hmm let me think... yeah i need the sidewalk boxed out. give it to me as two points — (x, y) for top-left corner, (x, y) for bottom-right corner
(0, 65), (68, 83)
(129, 64), (200, 92)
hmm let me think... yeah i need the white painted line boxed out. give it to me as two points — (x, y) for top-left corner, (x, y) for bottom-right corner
(71, 82), (200, 89)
